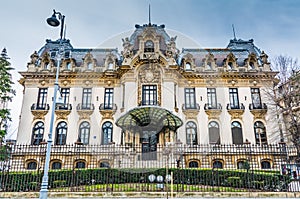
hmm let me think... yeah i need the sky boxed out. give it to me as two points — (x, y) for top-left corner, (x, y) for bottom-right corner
(0, 0), (299, 139)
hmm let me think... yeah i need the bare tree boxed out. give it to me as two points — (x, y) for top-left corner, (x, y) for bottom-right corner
(270, 55), (300, 162)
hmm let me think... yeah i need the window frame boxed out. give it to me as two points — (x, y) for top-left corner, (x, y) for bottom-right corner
(104, 88), (114, 109)
(55, 121), (68, 145)
(186, 121), (198, 145)
(79, 121), (90, 145)
(229, 88), (239, 109)
(82, 88), (92, 109)
(31, 121), (44, 145)
(102, 121), (113, 145)
(185, 88), (196, 109)
(142, 85), (157, 106)
(37, 88), (48, 109)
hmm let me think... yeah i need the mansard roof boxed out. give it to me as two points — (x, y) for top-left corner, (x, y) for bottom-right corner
(37, 39), (122, 67)
(178, 38), (263, 67)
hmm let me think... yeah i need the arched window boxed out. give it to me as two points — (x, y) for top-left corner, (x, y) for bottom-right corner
(213, 160), (223, 169)
(45, 62), (50, 70)
(188, 161), (199, 168)
(261, 160), (271, 169)
(207, 62), (212, 70)
(31, 122), (44, 145)
(79, 122), (90, 145)
(66, 62), (71, 70)
(108, 62), (114, 70)
(87, 62), (93, 70)
(102, 122), (113, 145)
(237, 160), (249, 170)
(144, 40), (154, 52)
(27, 161), (37, 170)
(228, 62), (233, 69)
(254, 121), (267, 145)
(208, 121), (220, 144)
(75, 161), (86, 169)
(249, 61), (255, 69)
(51, 161), (62, 170)
(185, 62), (191, 70)
(100, 161), (110, 168)
(55, 122), (67, 145)
(231, 121), (243, 145)
(186, 121), (197, 145)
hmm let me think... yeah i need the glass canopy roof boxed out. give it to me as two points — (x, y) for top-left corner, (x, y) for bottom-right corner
(116, 106), (183, 131)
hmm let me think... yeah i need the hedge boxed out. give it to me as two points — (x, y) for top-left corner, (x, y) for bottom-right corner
(0, 168), (291, 192)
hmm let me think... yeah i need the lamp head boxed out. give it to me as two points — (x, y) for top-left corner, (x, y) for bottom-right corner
(47, 13), (60, 27)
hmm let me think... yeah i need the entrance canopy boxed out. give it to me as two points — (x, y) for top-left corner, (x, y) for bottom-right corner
(116, 106), (183, 131)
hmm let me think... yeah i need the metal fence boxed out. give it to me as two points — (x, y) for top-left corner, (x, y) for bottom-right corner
(0, 143), (299, 192)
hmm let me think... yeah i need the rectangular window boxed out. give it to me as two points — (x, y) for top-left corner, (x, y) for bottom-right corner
(185, 88), (196, 109)
(60, 88), (70, 109)
(104, 88), (114, 109)
(37, 88), (48, 109)
(251, 88), (262, 108)
(142, 85), (157, 105)
(229, 88), (239, 109)
(82, 88), (92, 109)
(207, 88), (217, 108)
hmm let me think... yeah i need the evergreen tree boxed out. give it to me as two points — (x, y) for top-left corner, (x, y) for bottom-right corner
(0, 48), (15, 144)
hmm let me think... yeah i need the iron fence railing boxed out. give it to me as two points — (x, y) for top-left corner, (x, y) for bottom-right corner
(0, 143), (299, 192)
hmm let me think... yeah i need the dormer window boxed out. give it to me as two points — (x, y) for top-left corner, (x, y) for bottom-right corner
(64, 51), (70, 59)
(45, 62), (50, 70)
(108, 62), (114, 70)
(207, 62), (212, 70)
(66, 62), (71, 70)
(228, 62), (233, 69)
(87, 62), (93, 70)
(249, 62), (255, 69)
(185, 62), (191, 70)
(144, 40), (154, 53)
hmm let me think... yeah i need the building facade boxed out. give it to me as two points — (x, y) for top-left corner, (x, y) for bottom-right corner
(15, 22), (287, 169)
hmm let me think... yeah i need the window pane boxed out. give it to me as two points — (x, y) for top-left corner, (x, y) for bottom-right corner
(142, 85), (157, 105)
(185, 88), (196, 109)
(229, 88), (239, 109)
(37, 88), (48, 109)
(207, 88), (217, 108)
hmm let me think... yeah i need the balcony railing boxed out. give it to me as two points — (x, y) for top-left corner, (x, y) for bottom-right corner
(55, 103), (72, 110)
(76, 103), (95, 110)
(249, 103), (267, 110)
(204, 103), (222, 110)
(226, 103), (245, 110)
(182, 103), (200, 110)
(31, 103), (50, 111)
(139, 100), (158, 106)
(99, 103), (117, 111)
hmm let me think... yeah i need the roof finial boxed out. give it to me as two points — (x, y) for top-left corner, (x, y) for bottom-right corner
(148, 4), (151, 25)
(232, 24), (237, 40)
(63, 24), (67, 40)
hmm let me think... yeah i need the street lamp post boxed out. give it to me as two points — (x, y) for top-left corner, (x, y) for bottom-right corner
(39, 9), (65, 199)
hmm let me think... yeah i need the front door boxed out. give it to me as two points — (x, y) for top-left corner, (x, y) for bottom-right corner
(141, 131), (158, 160)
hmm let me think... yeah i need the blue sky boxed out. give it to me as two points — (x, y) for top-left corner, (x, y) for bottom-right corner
(0, 0), (299, 138)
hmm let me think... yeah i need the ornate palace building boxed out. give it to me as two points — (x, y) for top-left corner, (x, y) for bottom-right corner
(14, 22), (288, 170)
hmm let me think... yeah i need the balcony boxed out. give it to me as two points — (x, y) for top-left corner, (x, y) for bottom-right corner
(99, 103), (117, 119)
(76, 103), (95, 119)
(226, 103), (245, 119)
(31, 103), (50, 120)
(204, 103), (222, 119)
(249, 103), (267, 119)
(55, 104), (72, 120)
(182, 103), (200, 119)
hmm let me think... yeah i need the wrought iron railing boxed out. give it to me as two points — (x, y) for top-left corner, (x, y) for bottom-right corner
(249, 103), (267, 110)
(0, 143), (299, 192)
(31, 103), (50, 110)
(204, 103), (222, 110)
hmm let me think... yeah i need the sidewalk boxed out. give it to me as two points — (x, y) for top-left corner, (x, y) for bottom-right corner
(0, 192), (300, 198)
